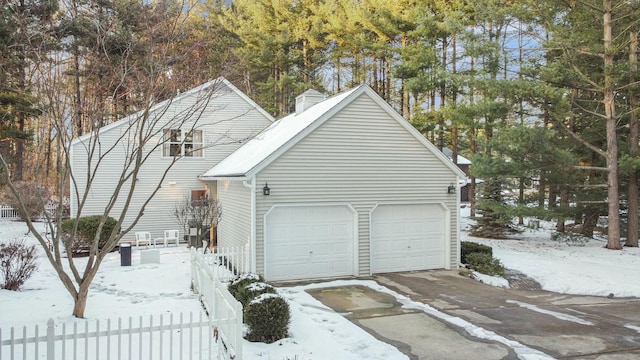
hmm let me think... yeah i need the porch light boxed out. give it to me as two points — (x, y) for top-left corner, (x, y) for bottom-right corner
(263, 183), (271, 196)
(447, 182), (456, 194)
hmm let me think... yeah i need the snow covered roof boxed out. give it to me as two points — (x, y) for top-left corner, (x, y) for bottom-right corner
(442, 148), (472, 165)
(200, 84), (467, 180)
(200, 86), (360, 179)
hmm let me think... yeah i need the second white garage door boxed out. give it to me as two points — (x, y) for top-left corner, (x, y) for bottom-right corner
(371, 204), (446, 274)
(264, 205), (355, 281)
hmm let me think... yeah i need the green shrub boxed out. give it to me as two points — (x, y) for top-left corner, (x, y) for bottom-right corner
(60, 215), (119, 255)
(244, 293), (290, 343)
(227, 273), (263, 299)
(465, 252), (505, 276)
(461, 241), (493, 264)
(235, 282), (277, 307)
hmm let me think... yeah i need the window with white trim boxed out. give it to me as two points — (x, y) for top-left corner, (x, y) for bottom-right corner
(162, 129), (203, 157)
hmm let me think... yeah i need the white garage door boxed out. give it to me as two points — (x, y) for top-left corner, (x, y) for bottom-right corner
(371, 204), (445, 274)
(265, 205), (355, 281)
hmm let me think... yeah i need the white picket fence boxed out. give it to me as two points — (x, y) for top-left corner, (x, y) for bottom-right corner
(0, 205), (60, 220)
(0, 312), (221, 360)
(190, 245), (250, 360)
(0, 245), (250, 360)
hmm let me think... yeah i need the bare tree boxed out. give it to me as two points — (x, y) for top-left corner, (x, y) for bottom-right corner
(172, 196), (222, 249)
(0, 0), (254, 318)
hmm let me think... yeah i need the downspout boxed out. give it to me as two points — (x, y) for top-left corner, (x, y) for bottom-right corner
(455, 177), (463, 269)
(242, 177), (257, 273)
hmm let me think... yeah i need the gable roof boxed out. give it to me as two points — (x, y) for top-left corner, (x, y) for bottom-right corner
(200, 84), (466, 180)
(71, 77), (274, 145)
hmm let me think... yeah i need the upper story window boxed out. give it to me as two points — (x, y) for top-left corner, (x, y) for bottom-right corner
(162, 129), (203, 157)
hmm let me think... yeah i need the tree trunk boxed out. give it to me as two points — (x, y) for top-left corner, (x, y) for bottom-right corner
(603, 0), (622, 249)
(556, 187), (569, 232)
(518, 177), (525, 225)
(582, 206), (600, 238)
(627, 31), (639, 247)
(470, 129), (477, 217)
(71, 278), (94, 318)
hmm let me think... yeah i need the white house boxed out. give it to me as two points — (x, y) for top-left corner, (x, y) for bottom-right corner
(200, 84), (466, 281)
(69, 78), (274, 240)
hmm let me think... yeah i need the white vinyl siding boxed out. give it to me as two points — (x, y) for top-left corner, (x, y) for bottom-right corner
(70, 83), (272, 240)
(216, 180), (251, 249)
(253, 93), (459, 276)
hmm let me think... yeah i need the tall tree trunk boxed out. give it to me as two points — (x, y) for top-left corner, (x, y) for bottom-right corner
(556, 187), (569, 232)
(603, 0), (622, 249)
(470, 129), (477, 217)
(518, 177), (525, 225)
(15, 117), (24, 181)
(627, 31), (639, 247)
(539, 111), (550, 209)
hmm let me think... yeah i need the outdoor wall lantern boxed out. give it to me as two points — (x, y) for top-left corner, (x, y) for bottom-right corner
(447, 182), (456, 194)
(263, 183), (271, 196)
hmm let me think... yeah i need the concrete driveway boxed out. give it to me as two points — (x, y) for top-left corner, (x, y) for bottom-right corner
(306, 270), (640, 360)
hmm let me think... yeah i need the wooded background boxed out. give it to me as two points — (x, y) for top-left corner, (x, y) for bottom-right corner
(1, 0), (639, 248)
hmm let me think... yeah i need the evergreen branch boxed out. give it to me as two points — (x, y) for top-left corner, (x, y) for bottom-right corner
(551, 117), (606, 158)
(573, 165), (609, 171)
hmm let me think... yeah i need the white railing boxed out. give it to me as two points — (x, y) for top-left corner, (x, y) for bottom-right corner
(203, 244), (250, 283)
(0, 312), (220, 360)
(0, 205), (63, 220)
(0, 205), (20, 219)
(191, 246), (248, 360)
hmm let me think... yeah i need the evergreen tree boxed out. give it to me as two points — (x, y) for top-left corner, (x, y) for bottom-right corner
(0, 0), (57, 181)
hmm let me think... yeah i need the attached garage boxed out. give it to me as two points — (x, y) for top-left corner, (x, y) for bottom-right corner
(371, 204), (446, 274)
(205, 84), (465, 281)
(264, 205), (356, 281)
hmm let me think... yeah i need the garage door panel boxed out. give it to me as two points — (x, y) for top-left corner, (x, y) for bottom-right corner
(265, 205), (355, 281)
(371, 204), (446, 274)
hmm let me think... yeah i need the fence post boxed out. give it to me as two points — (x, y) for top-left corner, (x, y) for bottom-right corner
(47, 319), (55, 360)
(244, 243), (250, 274)
(235, 300), (243, 360)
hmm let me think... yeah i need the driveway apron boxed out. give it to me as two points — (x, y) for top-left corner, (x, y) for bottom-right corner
(306, 270), (640, 360)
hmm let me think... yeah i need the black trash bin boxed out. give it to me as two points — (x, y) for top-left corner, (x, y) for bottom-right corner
(120, 243), (131, 266)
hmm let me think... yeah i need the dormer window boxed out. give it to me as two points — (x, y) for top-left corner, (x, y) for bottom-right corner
(162, 129), (203, 157)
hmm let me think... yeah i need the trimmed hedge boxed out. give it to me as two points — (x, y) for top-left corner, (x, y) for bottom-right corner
(61, 215), (119, 255)
(228, 273), (291, 343)
(460, 241), (493, 264)
(236, 282), (277, 307)
(228, 273), (263, 299)
(244, 293), (290, 343)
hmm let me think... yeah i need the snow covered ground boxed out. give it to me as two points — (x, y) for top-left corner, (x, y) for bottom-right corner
(1, 207), (639, 359)
(460, 206), (640, 298)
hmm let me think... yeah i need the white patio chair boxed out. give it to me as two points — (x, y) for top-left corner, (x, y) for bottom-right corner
(163, 230), (180, 247)
(135, 231), (151, 247)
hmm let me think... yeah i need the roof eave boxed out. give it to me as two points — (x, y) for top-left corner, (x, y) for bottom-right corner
(198, 174), (247, 181)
